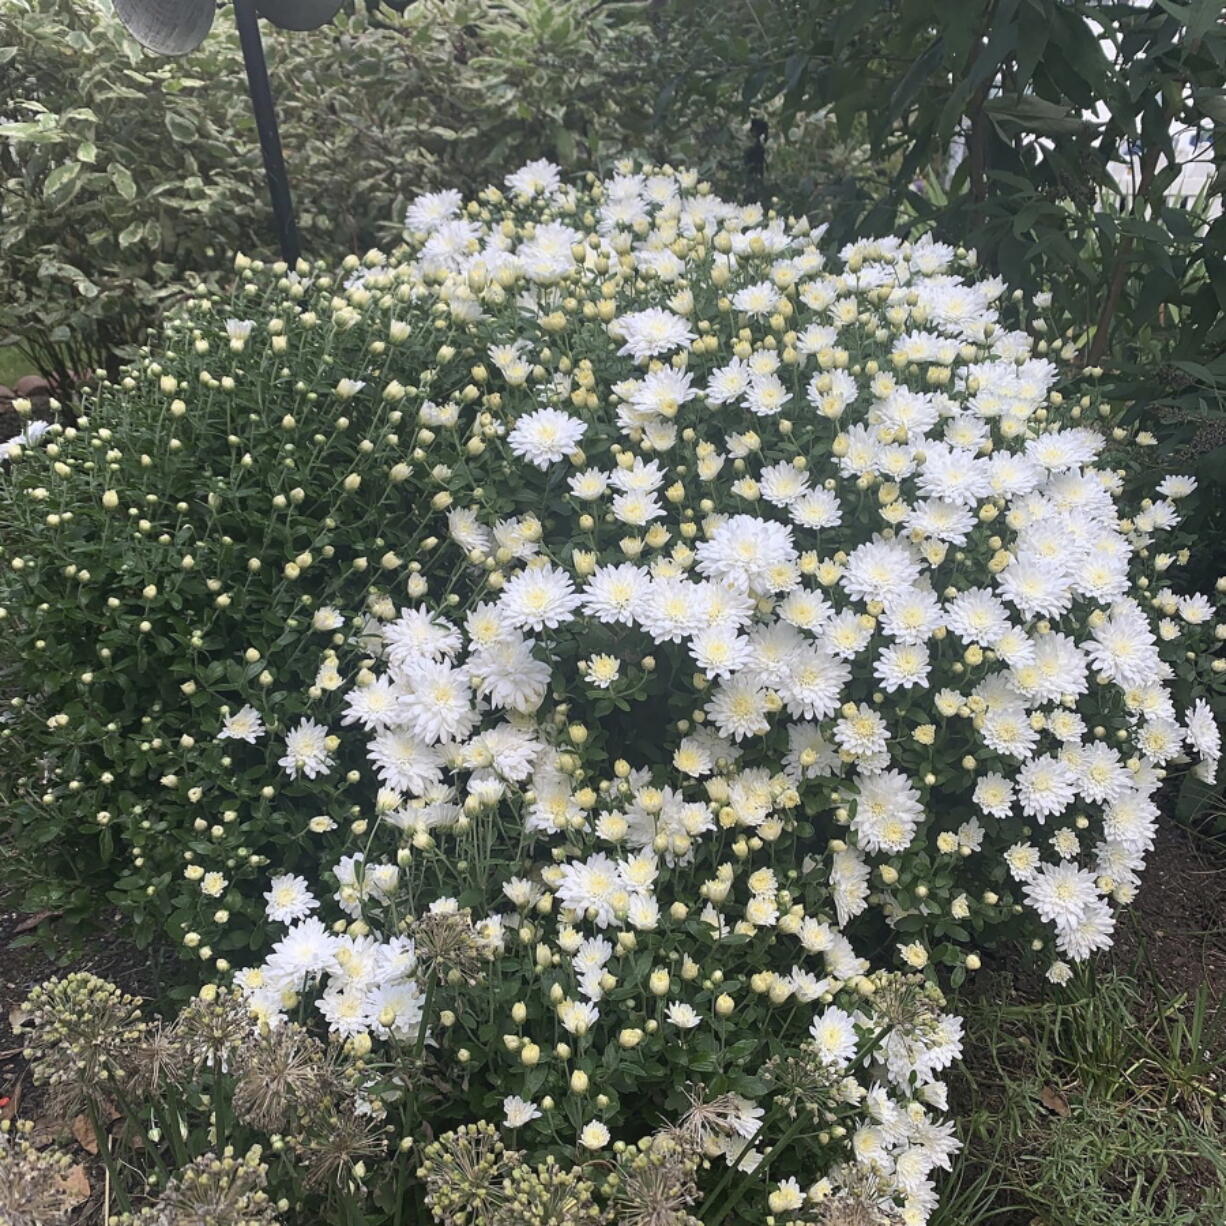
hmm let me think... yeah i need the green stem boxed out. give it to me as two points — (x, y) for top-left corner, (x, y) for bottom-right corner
(703, 1112), (807, 1226)
(414, 971), (438, 1061)
(88, 1102), (132, 1214)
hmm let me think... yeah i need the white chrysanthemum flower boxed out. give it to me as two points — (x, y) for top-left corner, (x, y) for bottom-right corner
(612, 307), (696, 362)
(341, 676), (403, 731)
(1023, 862), (1101, 931)
(396, 659), (477, 746)
(312, 606), (345, 632)
(279, 719), (334, 781)
(506, 158), (562, 197)
(404, 187), (463, 233)
(264, 873), (318, 924)
(500, 563), (581, 631)
(508, 407), (587, 469)
(217, 704), (265, 744)
(578, 1121), (611, 1150)
(503, 1095), (542, 1128)
(809, 1005), (858, 1067)
(665, 1001), (702, 1029)
(695, 514), (799, 595)
(705, 675), (771, 741)
(1186, 698), (1222, 763)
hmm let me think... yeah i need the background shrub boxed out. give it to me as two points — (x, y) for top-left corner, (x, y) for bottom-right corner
(0, 0), (693, 389)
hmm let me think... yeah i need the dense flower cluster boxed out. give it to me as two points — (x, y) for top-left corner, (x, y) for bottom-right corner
(226, 164), (1215, 1219)
(2, 160), (1223, 1224)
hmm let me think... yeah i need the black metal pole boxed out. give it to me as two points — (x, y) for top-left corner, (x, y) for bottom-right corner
(233, 0), (301, 266)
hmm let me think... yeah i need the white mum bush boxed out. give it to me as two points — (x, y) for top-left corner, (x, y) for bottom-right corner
(3, 158), (1223, 1225)
(235, 163), (1219, 1221)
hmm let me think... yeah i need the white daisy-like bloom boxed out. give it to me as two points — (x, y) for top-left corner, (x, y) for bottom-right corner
(1186, 698), (1222, 762)
(264, 873), (318, 924)
(367, 728), (444, 796)
(1055, 896), (1117, 961)
(610, 489), (665, 526)
(447, 507), (493, 555)
(695, 514), (799, 595)
(973, 773), (1014, 819)
(225, 317), (254, 342)
(217, 704), (265, 744)
(1156, 474), (1196, 498)
(568, 469), (610, 500)
(758, 460), (811, 507)
(665, 1001), (702, 1029)
(263, 917), (340, 989)
(1084, 599), (1162, 687)
(468, 636), (551, 713)
(1015, 755), (1077, 822)
(404, 187), (463, 233)
(312, 606), (345, 632)
(555, 853), (623, 928)
(1003, 841), (1041, 882)
(383, 607), (463, 672)
(579, 1121), (611, 1150)
(396, 659), (477, 746)
(779, 646), (851, 720)
(612, 307), (696, 362)
(731, 280), (782, 318)
(809, 1005), (858, 1067)
(341, 676), (403, 731)
(690, 625), (751, 680)
(874, 642), (931, 692)
(503, 1095), (542, 1128)
(1023, 862), (1101, 932)
(841, 537), (923, 604)
(852, 769), (924, 854)
(744, 372), (793, 417)
(279, 718), (334, 781)
(584, 653), (621, 689)
(705, 675), (771, 741)
(507, 407), (587, 469)
(506, 158), (562, 197)
(499, 563), (581, 632)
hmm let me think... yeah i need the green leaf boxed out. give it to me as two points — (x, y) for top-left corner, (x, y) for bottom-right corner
(109, 163), (137, 200)
(43, 160), (82, 202)
(76, 139), (97, 163)
(165, 111), (197, 143)
(985, 95), (1093, 136)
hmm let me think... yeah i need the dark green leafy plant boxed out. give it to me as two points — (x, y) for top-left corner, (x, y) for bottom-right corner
(651, 0), (1226, 565)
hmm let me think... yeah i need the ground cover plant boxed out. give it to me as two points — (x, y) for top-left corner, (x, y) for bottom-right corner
(0, 161), (1223, 1224)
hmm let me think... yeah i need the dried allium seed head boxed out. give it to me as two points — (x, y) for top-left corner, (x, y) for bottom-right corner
(675, 1085), (760, 1146)
(416, 1120), (520, 1225)
(21, 973), (146, 1116)
(170, 988), (252, 1071)
(607, 1131), (701, 1226)
(412, 909), (488, 985)
(816, 1169), (905, 1226)
(0, 1127), (80, 1226)
(232, 1022), (342, 1133)
(298, 1103), (389, 1191)
(762, 1047), (844, 1123)
(125, 1018), (189, 1100)
(491, 1156), (604, 1226)
(114, 1147), (280, 1226)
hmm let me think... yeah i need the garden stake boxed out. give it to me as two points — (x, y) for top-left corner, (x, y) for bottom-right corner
(233, 0), (301, 266)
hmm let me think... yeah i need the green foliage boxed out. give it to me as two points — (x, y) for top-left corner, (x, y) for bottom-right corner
(653, 0), (1226, 566)
(0, 0), (669, 388)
